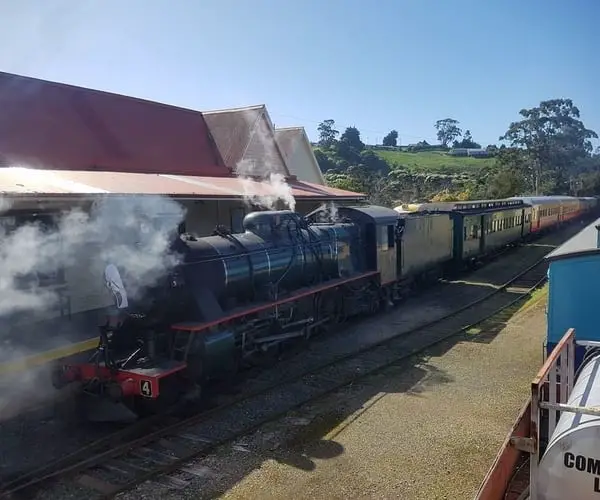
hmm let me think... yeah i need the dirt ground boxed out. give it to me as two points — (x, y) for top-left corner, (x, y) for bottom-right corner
(207, 290), (548, 500)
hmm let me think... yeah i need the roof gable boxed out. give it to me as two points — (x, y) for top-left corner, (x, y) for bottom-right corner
(274, 127), (325, 185)
(203, 105), (289, 178)
(0, 71), (229, 176)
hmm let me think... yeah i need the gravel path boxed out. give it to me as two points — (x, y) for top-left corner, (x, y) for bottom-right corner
(118, 288), (548, 500)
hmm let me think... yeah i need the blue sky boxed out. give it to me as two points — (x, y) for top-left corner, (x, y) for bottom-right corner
(0, 0), (598, 148)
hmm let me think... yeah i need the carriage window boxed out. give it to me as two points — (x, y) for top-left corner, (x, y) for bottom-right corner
(387, 225), (395, 249)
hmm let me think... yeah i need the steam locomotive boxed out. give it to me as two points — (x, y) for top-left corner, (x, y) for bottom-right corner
(51, 198), (597, 421)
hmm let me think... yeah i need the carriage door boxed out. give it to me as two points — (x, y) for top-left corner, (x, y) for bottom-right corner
(479, 215), (486, 254)
(396, 218), (405, 278)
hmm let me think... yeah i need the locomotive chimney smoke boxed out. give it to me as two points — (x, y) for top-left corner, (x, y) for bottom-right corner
(327, 201), (339, 221)
(310, 201), (340, 223)
(234, 107), (297, 212)
(238, 169), (297, 212)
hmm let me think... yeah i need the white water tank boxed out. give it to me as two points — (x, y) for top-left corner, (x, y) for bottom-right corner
(537, 353), (600, 499)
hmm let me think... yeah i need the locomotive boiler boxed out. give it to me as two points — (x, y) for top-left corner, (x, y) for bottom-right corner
(175, 210), (361, 315)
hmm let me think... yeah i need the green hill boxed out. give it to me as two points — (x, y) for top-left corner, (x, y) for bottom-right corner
(374, 149), (496, 175)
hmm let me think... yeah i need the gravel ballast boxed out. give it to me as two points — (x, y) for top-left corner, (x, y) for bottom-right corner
(117, 289), (549, 500)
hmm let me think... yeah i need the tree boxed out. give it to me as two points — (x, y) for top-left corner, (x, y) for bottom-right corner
(382, 130), (398, 147)
(340, 126), (365, 152)
(317, 119), (339, 148)
(453, 130), (481, 149)
(359, 149), (390, 175)
(313, 148), (337, 172)
(499, 98), (598, 194)
(434, 118), (462, 147)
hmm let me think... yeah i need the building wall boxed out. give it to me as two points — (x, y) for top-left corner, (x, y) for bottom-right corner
(547, 255), (600, 347)
(275, 129), (325, 185)
(182, 199), (247, 235)
(182, 199), (328, 236)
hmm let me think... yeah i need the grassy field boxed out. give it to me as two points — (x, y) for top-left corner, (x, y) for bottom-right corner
(375, 149), (496, 174)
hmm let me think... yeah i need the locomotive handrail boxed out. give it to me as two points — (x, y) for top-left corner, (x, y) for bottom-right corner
(527, 327), (576, 500)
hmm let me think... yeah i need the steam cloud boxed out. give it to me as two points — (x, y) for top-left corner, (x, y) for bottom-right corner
(0, 194), (186, 420)
(234, 109), (297, 212)
(238, 168), (297, 212)
(0, 194), (186, 319)
(307, 201), (340, 223)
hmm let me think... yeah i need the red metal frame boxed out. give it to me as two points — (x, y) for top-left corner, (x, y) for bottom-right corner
(172, 271), (379, 333)
(66, 362), (187, 398)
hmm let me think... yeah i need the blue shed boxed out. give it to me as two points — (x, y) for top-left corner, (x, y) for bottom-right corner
(545, 216), (600, 362)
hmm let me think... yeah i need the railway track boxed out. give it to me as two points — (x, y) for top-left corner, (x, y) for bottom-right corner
(2, 254), (551, 500)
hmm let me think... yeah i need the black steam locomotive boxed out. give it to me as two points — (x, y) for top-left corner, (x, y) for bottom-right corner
(51, 198), (596, 421)
(53, 206), (399, 419)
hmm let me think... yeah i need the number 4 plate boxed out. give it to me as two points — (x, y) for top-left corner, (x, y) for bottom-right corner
(140, 379), (153, 398)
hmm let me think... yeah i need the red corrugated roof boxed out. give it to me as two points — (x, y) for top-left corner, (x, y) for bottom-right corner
(0, 167), (366, 200)
(0, 71), (229, 177)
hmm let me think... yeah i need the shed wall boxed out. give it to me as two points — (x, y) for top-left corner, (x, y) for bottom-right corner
(547, 255), (600, 346)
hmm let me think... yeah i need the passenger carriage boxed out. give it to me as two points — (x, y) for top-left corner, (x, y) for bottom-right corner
(510, 196), (583, 235)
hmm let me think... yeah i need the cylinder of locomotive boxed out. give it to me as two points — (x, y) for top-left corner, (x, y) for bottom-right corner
(537, 352), (600, 500)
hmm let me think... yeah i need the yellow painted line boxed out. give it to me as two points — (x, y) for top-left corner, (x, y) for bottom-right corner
(0, 337), (98, 376)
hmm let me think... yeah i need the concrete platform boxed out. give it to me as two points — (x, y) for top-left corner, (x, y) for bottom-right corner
(214, 293), (548, 500)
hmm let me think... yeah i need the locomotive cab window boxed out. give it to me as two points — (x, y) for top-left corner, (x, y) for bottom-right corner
(387, 225), (395, 249)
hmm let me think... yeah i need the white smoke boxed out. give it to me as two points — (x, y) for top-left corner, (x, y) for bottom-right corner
(0, 194), (186, 319)
(309, 201), (340, 223)
(234, 108), (297, 212)
(0, 196), (12, 214)
(239, 169), (296, 212)
(0, 194), (186, 418)
(326, 200), (339, 221)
